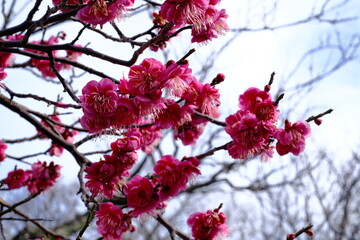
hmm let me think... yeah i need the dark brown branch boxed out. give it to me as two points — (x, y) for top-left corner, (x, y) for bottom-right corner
(306, 108), (333, 122)
(0, 94), (90, 166)
(154, 214), (190, 240)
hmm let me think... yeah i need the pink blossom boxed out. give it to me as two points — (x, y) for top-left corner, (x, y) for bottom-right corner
(0, 68), (7, 80)
(0, 140), (7, 162)
(80, 78), (119, 118)
(193, 83), (221, 118)
(111, 130), (143, 153)
(77, 0), (134, 26)
(191, 7), (229, 43)
(160, 0), (210, 30)
(135, 124), (162, 154)
(238, 87), (279, 123)
(96, 202), (133, 240)
(187, 208), (229, 240)
(4, 169), (29, 189)
(153, 155), (200, 200)
(174, 116), (207, 145)
(80, 114), (111, 133)
(154, 99), (195, 129)
(225, 110), (274, 159)
(123, 175), (159, 217)
(127, 58), (166, 95)
(111, 151), (138, 177)
(111, 96), (140, 128)
(274, 120), (311, 156)
(163, 60), (197, 97)
(133, 92), (166, 117)
(85, 158), (120, 198)
(26, 161), (61, 194)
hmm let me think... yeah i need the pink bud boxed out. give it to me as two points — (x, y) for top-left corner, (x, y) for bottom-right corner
(264, 84), (271, 92)
(286, 234), (296, 240)
(211, 73), (225, 86)
(314, 118), (322, 126)
(305, 229), (314, 237)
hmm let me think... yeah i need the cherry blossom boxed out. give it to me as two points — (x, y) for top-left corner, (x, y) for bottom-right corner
(77, 0), (134, 26)
(153, 155), (200, 200)
(123, 175), (160, 217)
(187, 207), (229, 240)
(96, 202), (134, 240)
(0, 68), (7, 80)
(191, 6), (229, 43)
(274, 120), (311, 156)
(160, 0), (210, 30)
(4, 169), (29, 189)
(0, 140), (7, 162)
(26, 161), (61, 194)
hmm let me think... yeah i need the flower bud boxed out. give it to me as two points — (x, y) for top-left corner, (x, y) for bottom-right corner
(286, 234), (296, 240)
(314, 118), (322, 126)
(305, 229), (314, 237)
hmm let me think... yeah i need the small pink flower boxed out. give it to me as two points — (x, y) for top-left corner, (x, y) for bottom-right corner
(160, 0), (209, 30)
(274, 120), (311, 156)
(187, 208), (229, 240)
(111, 130), (143, 153)
(127, 58), (166, 95)
(0, 140), (7, 162)
(0, 68), (7, 80)
(77, 0), (134, 26)
(191, 6), (228, 43)
(154, 99), (195, 129)
(123, 175), (159, 217)
(80, 78), (119, 118)
(153, 155), (200, 200)
(111, 151), (138, 177)
(26, 161), (61, 194)
(225, 110), (274, 159)
(238, 87), (279, 123)
(174, 116), (207, 145)
(111, 96), (140, 128)
(163, 60), (196, 98)
(95, 202), (132, 240)
(80, 114), (111, 133)
(133, 124), (162, 154)
(85, 158), (120, 198)
(4, 169), (29, 189)
(193, 83), (221, 118)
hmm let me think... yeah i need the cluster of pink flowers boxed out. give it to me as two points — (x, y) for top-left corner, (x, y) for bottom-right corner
(74, 0), (135, 26)
(0, 35), (22, 68)
(24, 34), (82, 78)
(187, 206), (229, 240)
(38, 114), (78, 157)
(225, 86), (311, 160)
(79, 58), (221, 146)
(4, 161), (61, 193)
(90, 148), (201, 238)
(0, 68), (7, 81)
(95, 202), (135, 240)
(159, 0), (229, 44)
(0, 141), (8, 162)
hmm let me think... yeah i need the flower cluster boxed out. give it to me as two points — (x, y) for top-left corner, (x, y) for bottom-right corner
(0, 140), (7, 162)
(95, 202), (135, 240)
(24, 34), (82, 78)
(92, 154), (200, 238)
(4, 161), (61, 193)
(0, 68), (7, 81)
(159, 0), (229, 44)
(187, 206), (229, 240)
(38, 114), (78, 157)
(225, 86), (311, 160)
(75, 0), (134, 26)
(79, 58), (221, 146)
